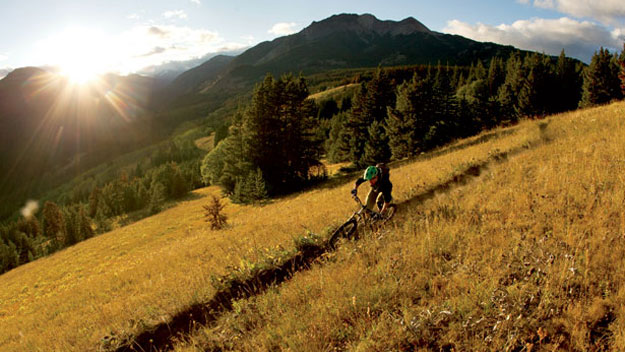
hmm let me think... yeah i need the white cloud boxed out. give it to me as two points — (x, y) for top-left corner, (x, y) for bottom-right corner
(163, 10), (188, 20)
(0, 54), (7, 61)
(268, 22), (298, 36)
(190, 0), (201, 5)
(127, 13), (140, 20)
(523, 0), (625, 25)
(444, 17), (624, 63)
(20, 200), (39, 219)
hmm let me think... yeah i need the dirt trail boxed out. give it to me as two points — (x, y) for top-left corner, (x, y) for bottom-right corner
(109, 129), (547, 352)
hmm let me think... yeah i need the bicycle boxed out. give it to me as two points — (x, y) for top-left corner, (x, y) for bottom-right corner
(328, 195), (397, 248)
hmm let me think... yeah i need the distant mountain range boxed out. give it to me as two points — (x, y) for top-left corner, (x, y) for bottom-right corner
(163, 13), (521, 102)
(0, 13), (530, 201)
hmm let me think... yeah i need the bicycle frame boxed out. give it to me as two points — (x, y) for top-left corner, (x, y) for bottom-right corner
(349, 196), (378, 225)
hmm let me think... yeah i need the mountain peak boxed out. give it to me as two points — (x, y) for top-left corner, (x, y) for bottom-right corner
(302, 13), (431, 40)
(1, 67), (46, 83)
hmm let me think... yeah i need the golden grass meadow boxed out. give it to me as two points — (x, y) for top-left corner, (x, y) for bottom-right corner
(1, 101), (624, 351)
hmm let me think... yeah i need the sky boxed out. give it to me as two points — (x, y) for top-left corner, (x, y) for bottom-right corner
(0, 0), (624, 79)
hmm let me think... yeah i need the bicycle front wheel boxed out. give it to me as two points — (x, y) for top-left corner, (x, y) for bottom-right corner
(329, 219), (358, 248)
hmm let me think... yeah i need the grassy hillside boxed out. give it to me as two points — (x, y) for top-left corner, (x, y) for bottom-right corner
(1, 102), (623, 351)
(173, 102), (625, 351)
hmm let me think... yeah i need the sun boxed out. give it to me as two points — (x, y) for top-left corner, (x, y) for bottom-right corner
(60, 62), (100, 85)
(39, 27), (116, 85)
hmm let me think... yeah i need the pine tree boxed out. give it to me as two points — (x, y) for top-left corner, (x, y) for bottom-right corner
(346, 69), (395, 166)
(618, 43), (625, 96)
(202, 74), (321, 200)
(487, 57), (506, 97)
(386, 75), (422, 159)
(580, 47), (622, 107)
(432, 64), (459, 142)
(249, 168), (268, 203)
(148, 181), (166, 215)
(498, 52), (525, 121)
(317, 99), (339, 119)
(387, 73), (436, 156)
(78, 206), (94, 240)
(326, 112), (351, 162)
(242, 74), (321, 192)
(518, 53), (553, 117)
(88, 187), (101, 218)
(42, 201), (66, 245)
(63, 206), (81, 246)
(554, 49), (583, 112)
(362, 120), (391, 165)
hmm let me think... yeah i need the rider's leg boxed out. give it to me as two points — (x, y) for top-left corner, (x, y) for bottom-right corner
(376, 193), (385, 212)
(365, 189), (379, 212)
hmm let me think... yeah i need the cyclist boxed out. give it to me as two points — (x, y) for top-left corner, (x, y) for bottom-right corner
(351, 163), (393, 216)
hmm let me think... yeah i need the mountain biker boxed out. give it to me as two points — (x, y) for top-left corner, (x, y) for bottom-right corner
(351, 163), (393, 216)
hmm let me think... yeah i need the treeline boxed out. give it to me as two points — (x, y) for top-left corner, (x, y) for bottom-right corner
(0, 139), (205, 273)
(325, 50), (588, 166)
(204, 47), (625, 202)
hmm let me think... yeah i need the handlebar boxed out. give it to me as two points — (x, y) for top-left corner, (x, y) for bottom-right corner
(352, 195), (364, 207)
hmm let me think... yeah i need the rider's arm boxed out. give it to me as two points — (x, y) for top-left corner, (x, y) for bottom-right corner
(354, 177), (365, 188)
(352, 177), (365, 194)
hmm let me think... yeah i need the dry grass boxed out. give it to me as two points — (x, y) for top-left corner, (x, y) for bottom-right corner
(171, 102), (625, 351)
(0, 107), (572, 351)
(308, 83), (359, 101)
(194, 133), (215, 151)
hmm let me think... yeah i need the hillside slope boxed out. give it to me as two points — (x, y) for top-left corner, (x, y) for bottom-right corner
(175, 102), (625, 351)
(1, 102), (623, 351)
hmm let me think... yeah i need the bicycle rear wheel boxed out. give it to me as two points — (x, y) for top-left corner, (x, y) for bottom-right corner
(382, 204), (397, 222)
(329, 219), (358, 248)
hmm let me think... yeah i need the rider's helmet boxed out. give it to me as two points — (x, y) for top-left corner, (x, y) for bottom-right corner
(363, 165), (378, 181)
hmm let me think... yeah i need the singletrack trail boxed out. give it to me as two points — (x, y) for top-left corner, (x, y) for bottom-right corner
(110, 126), (548, 352)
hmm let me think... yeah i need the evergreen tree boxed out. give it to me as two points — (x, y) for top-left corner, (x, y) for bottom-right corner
(233, 169), (268, 204)
(432, 64), (460, 142)
(498, 52), (525, 121)
(63, 206), (81, 246)
(317, 99), (339, 119)
(0, 239), (19, 273)
(326, 112), (352, 162)
(385, 75), (425, 159)
(618, 44), (625, 96)
(16, 216), (42, 239)
(487, 57), (506, 97)
(42, 201), (66, 245)
(362, 120), (391, 165)
(213, 123), (229, 148)
(580, 47), (622, 107)
(88, 187), (101, 218)
(241, 74), (322, 193)
(202, 74), (322, 200)
(148, 181), (166, 215)
(517, 53), (553, 117)
(346, 69), (395, 166)
(78, 206), (94, 240)
(554, 49), (583, 112)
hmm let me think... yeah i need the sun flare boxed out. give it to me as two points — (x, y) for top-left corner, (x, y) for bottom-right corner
(38, 27), (117, 85)
(60, 62), (100, 84)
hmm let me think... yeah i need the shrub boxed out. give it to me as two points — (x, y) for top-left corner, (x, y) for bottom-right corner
(203, 195), (228, 230)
